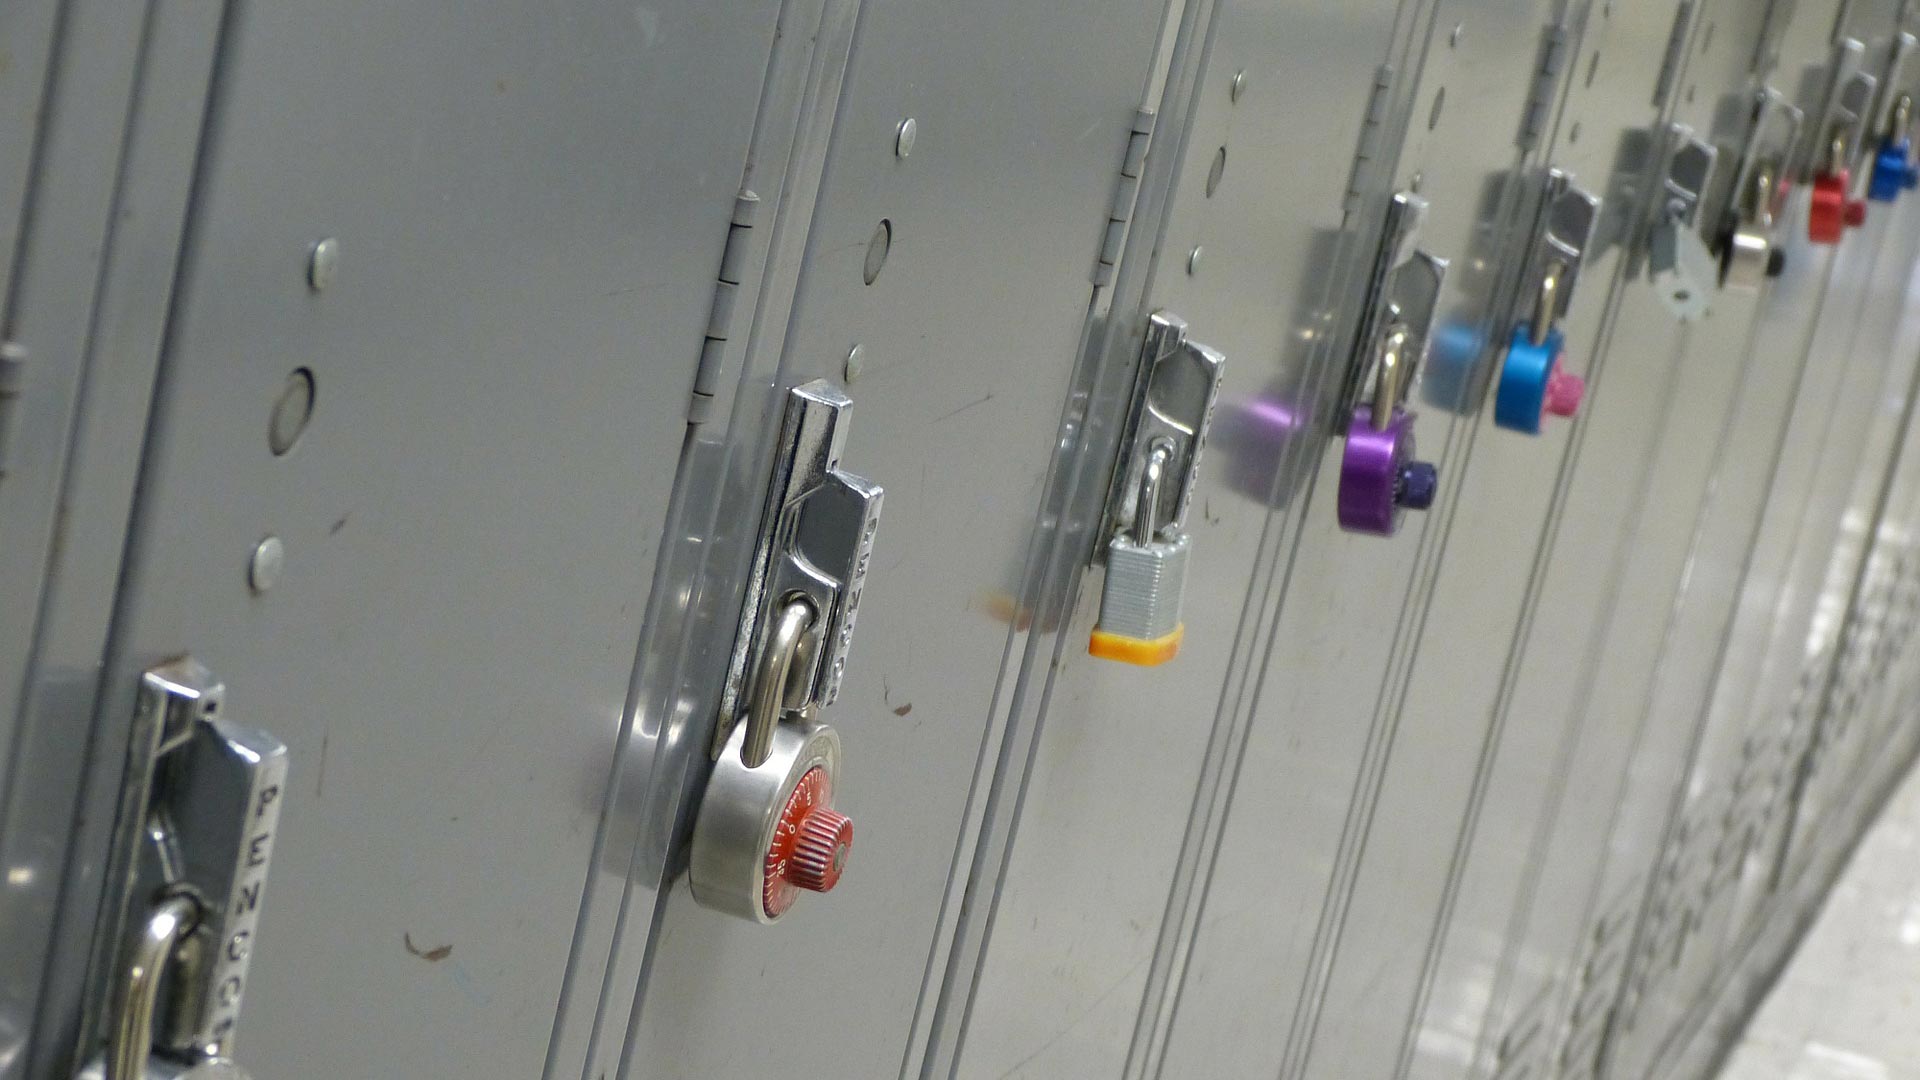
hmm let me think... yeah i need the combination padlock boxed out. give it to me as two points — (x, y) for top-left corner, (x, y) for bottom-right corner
(1494, 325), (1584, 435)
(1338, 190), (1445, 536)
(691, 380), (879, 924)
(1338, 399), (1438, 535)
(1811, 128), (1867, 243)
(1089, 312), (1224, 666)
(1868, 95), (1918, 202)
(1496, 172), (1597, 434)
(1339, 323), (1438, 534)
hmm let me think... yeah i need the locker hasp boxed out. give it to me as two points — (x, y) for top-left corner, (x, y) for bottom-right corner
(1089, 312), (1224, 665)
(691, 381), (879, 922)
(1339, 190), (1445, 535)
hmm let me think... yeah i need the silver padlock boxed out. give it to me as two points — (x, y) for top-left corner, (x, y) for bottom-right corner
(1090, 312), (1223, 665)
(1094, 442), (1192, 663)
(1648, 124), (1719, 321)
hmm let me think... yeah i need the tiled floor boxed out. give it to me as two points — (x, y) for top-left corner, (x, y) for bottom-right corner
(1718, 762), (1920, 1079)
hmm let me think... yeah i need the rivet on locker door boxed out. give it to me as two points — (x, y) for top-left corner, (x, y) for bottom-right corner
(1338, 191), (1446, 537)
(689, 380), (882, 924)
(1495, 169), (1600, 434)
(1087, 312), (1225, 666)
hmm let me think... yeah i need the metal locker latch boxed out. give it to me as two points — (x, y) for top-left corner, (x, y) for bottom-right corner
(1495, 168), (1599, 435)
(1807, 37), (1878, 245)
(691, 379), (881, 924)
(1088, 311), (1224, 666)
(75, 659), (287, 1080)
(1646, 124), (1719, 322)
(1718, 88), (1802, 289)
(1338, 190), (1446, 537)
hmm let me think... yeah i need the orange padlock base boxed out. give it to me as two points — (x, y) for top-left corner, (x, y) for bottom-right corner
(1088, 624), (1184, 666)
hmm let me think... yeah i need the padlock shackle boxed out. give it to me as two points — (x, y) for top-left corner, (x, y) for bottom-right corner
(107, 895), (199, 1080)
(741, 597), (816, 770)
(1371, 324), (1412, 431)
(1134, 441), (1172, 543)
(1530, 262), (1563, 349)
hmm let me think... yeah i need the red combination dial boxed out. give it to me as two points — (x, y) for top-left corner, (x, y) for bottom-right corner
(1810, 170), (1866, 244)
(762, 766), (853, 918)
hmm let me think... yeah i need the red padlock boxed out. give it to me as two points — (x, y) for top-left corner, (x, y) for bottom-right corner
(1810, 168), (1867, 244)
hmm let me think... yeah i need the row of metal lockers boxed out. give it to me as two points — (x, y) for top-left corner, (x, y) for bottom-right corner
(7, 0), (1920, 1077)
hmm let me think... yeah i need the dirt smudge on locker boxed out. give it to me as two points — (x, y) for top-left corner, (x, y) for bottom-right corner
(404, 931), (453, 963)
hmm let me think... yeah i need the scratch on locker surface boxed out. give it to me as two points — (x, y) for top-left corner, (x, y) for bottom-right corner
(329, 511), (351, 535)
(315, 731), (330, 798)
(933, 392), (995, 424)
(994, 950), (1154, 1079)
(403, 931), (453, 963)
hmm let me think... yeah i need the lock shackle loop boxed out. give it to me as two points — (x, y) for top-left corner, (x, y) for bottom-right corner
(741, 597), (816, 770)
(1530, 261), (1564, 349)
(1893, 94), (1913, 141)
(107, 894), (200, 1080)
(1134, 441), (1172, 543)
(1829, 125), (1850, 176)
(1371, 323), (1412, 432)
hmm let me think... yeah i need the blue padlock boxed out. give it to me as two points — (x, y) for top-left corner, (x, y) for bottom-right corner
(1494, 325), (1584, 435)
(1868, 137), (1919, 202)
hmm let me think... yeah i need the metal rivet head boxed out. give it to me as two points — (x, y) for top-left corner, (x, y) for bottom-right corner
(1230, 70), (1248, 102)
(307, 238), (340, 292)
(249, 536), (285, 594)
(844, 344), (865, 382)
(895, 118), (917, 159)
(1187, 245), (1203, 275)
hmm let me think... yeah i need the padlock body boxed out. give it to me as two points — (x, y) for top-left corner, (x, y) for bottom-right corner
(1092, 532), (1191, 663)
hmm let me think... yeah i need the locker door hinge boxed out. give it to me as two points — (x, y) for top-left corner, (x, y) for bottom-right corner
(1518, 25), (1572, 151)
(0, 341), (24, 477)
(687, 190), (761, 425)
(1093, 109), (1157, 285)
(1344, 65), (1396, 218)
(1651, 1), (1697, 110)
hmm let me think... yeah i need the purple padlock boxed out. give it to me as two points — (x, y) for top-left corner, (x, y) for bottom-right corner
(1338, 405), (1438, 536)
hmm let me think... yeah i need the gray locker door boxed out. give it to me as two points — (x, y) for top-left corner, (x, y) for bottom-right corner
(44, 2), (790, 1076)
(1580, 0), (1860, 1058)
(0, 2), (248, 1073)
(1229, 0), (1612, 1075)
(1560, 6), (1916, 1074)
(934, 2), (1427, 1077)
(1622, 63), (1920, 1078)
(1153, 1), (1703, 1077)
(1409, 6), (1851, 1076)
(604, 1), (1186, 1077)
(1427, 2), (1864, 1074)
(1632, 0), (1881, 1015)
